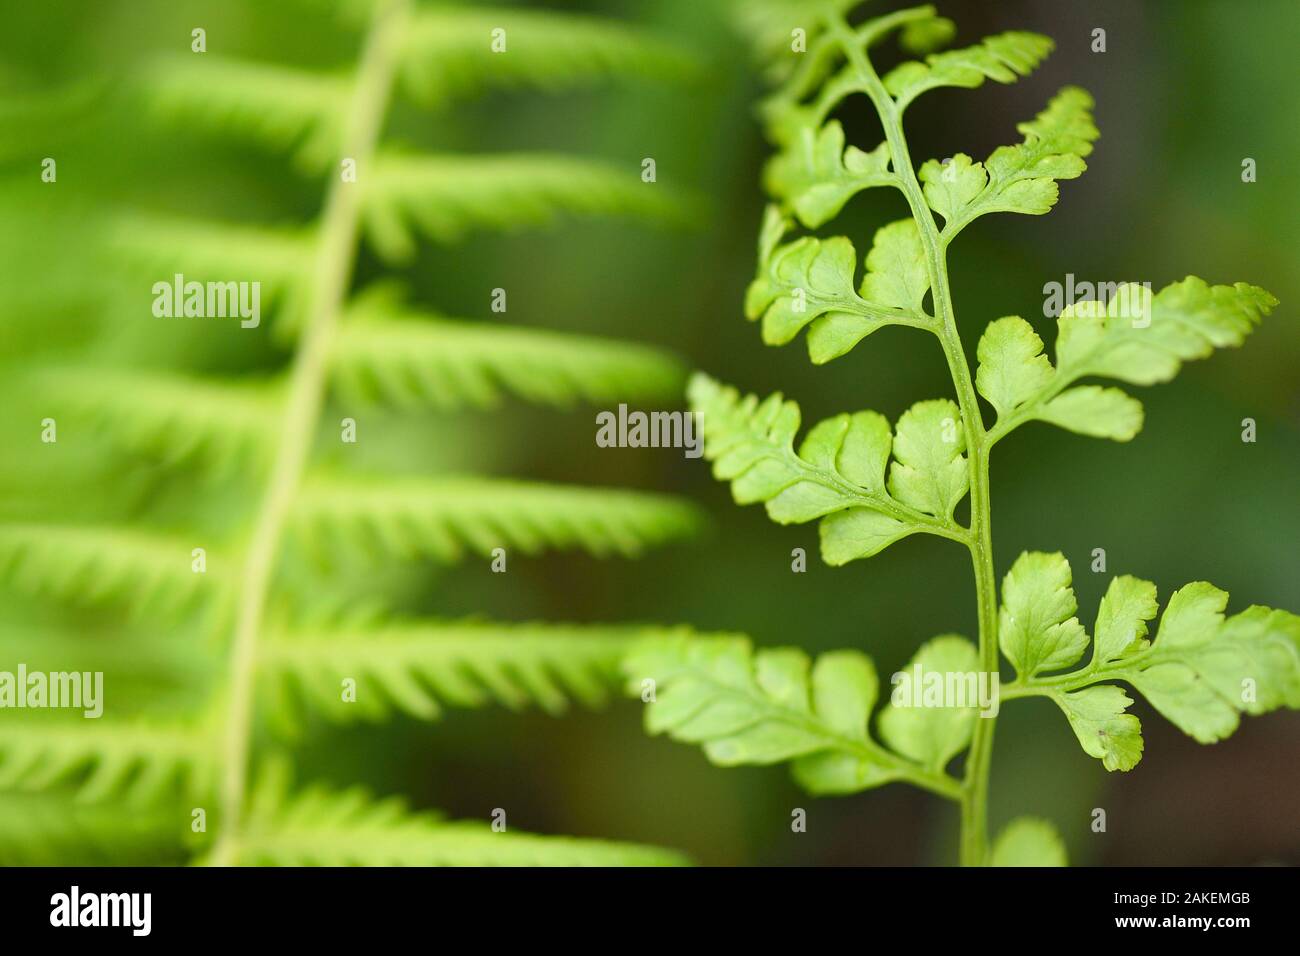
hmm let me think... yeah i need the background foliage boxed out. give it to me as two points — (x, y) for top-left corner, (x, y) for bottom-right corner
(1, 0), (1296, 864)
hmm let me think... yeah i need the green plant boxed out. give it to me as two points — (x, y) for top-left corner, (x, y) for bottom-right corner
(625, 0), (1295, 866)
(0, 0), (705, 866)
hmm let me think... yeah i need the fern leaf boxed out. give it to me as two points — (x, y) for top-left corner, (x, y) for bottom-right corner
(229, 768), (687, 866)
(0, 718), (214, 805)
(290, 476), (701, 564)
(259, 619), (695, 722)
(38, 367), (280, 475)
(0, 524), (231, 618)
(359, 153), (688, 262)
(745, 208), (932, 364)
(883, 31), (1055, 110)
(136, 57), (347, 171)
(397, 8), (699, 106)
(623, 631), (961, 798)
(921, 87), (1099, 237)
(1008, 555), (1300, 769)
(980, 279), (1277, 445)
(0, 790), (183, 865)
(765, 120), (895, 229)
(333, 296), (686, 409)
(688, 373), (966, 565)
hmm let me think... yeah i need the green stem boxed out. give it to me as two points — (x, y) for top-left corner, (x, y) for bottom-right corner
(829, 16), (1001, 866)
(207, 0), (409, 867)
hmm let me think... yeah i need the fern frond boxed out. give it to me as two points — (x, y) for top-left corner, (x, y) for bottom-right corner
(290, 476), (702, 563)
(332, 297), (685, 409)
(0, 718), (214, 805)
(259, 619), (694, 722)
(0, 524), (232, 618)
(137, 57), (347, 171)
(109, 215), (313, 334)
(397, 8), (698, 106)
(231, 778), (688, 866)
(38, 367), (281, 476)
(0, 790), (183, 865)
(359, 153), (688, 262)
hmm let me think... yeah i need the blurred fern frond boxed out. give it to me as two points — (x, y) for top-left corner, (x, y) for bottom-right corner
(108, 215), (314, 335)
(138, 57), (349, 172)
(291, 476), (701, 563)
(0, 0), (702, 866)
(398, 8), (700, 105)
(359, 153), (689, 261)
(227, 769), (689, 866)
(0, 524), (231, 619)
(259, 620), (714, 723)
(333, 298), (686, 409)
(0, 717), (215, 805)
(38, 367), (281, 475)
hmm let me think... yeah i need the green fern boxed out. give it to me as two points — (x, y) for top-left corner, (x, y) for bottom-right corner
(225, 765), (689, 866)
(260, 620), (699, 722)
(334, 290), (687, 410)
(359, 153), (690, 261)
(291, 476), (701, 563)
(0, 0), (701, 866)
(38, 367), (281, 475)
(627, 0), (1293, 868)
(396, 7), (699, 105)
(0, 716), (215, 804)
(139, 57), (350, 172)
(0, 524), (231, 619)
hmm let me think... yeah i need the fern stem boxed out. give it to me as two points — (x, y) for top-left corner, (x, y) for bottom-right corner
(208, 0), (410, 867)
(829, 16), (1000, 867)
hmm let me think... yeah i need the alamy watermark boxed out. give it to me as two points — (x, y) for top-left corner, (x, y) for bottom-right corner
(0, 665), (102, 718)
(596, 404), (703, 459)
(891, 664), (999, 717)
(152, 273), (261, 328)
(50, 886), (150, 936)
(1043, 274), (1152, 326)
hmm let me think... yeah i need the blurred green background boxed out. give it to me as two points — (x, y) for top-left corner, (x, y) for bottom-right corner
(1, 0), (1296, 865)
